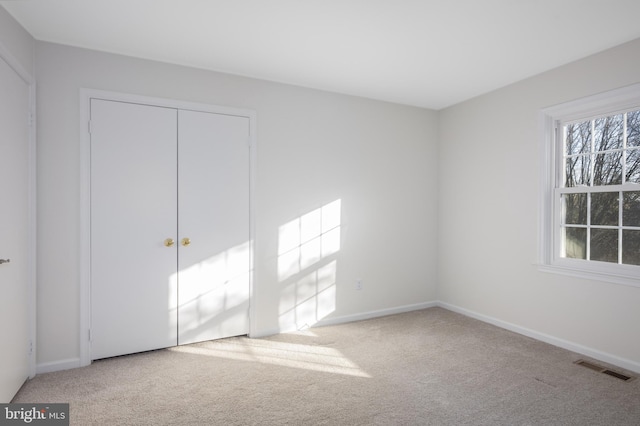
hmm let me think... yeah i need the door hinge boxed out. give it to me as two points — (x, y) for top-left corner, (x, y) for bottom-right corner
(28, 112), (34, 127)
(88, 120), (92, 134)
(88, 329), (92, 342)
(28, 340), (33, 356)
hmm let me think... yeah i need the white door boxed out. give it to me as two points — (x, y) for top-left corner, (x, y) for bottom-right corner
(90, 99), (178, 360)
(0, 56), (30, 402)
(90, 99), (251, 359)
(177, 110), (250, 345)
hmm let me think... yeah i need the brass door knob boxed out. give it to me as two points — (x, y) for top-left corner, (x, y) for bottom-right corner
(164, 238), (175, 247)
(181, 237), (191, 247)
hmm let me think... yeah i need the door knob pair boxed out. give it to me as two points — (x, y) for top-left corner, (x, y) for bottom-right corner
(164, 238), (191, 247)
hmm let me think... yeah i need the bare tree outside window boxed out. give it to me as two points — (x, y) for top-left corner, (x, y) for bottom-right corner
(561, 110), (640, 266)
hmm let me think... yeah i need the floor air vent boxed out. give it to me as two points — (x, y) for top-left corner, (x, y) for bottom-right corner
(574, 359), (635, 382)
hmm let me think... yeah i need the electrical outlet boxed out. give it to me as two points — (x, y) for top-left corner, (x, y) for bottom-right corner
(355, 279), (363, 290)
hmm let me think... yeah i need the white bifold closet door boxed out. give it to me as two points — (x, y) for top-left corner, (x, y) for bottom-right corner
(177, 110), (250, 345)
(91, 100), (179, 359)
(90, 99), (250, 360)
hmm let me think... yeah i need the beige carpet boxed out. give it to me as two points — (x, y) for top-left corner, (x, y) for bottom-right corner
(13, 307), (640, 425)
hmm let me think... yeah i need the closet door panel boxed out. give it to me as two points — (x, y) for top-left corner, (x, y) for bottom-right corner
(177, 110), (250, 345)
(91, 100), (178, 359)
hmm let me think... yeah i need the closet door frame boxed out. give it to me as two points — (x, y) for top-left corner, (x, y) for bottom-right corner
(79, 89), (257, 367)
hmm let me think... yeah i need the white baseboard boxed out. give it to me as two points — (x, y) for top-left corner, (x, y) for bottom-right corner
(36, 358), (81, 374)
(437, 301), (640, 374)
(315, 301), (438, 328)
(250, 301), (438, 338)
(249, 327), (282, 339)
(250, 302), (438, 338)
(38, 302), (435, 369)
(38, 301), (638, 376)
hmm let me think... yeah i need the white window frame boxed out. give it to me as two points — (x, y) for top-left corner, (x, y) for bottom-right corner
(539, 83), (640, 287)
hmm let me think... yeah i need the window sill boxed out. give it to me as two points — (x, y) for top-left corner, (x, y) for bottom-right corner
(537, 263), (640, 288)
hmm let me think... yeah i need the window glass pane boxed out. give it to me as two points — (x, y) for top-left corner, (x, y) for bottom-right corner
(627, 110), (640, 148)
(594, 114), (624, 151)
(563, 227), (586, 259)
(590, 228), (618, 263)
(593, 152), (623, 185)
(565, 155), (591, 187)
(565, 121), (591, 155)
(623, 191), (640, 227)
(591, 192), (619, 226)
(627, 148), (640, 184)
(562, 193), (587, 224)
(622, 230), (640, 265)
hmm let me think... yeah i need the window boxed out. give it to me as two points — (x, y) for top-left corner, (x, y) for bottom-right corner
(540, 84), (640, 286)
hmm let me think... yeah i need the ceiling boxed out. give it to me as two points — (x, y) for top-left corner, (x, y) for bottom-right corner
(3, 0), (640, 110)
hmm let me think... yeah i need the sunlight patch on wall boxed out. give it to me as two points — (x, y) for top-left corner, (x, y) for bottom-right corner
(277, 200), (341, 331)
(278, 200), (341, 281)
(279, 261), (337, 330)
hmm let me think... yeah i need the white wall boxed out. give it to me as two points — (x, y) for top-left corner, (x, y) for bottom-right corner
(438, 38), (640, 371)
(34, 42), (438, 368)
(0, 6), (33, 76)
